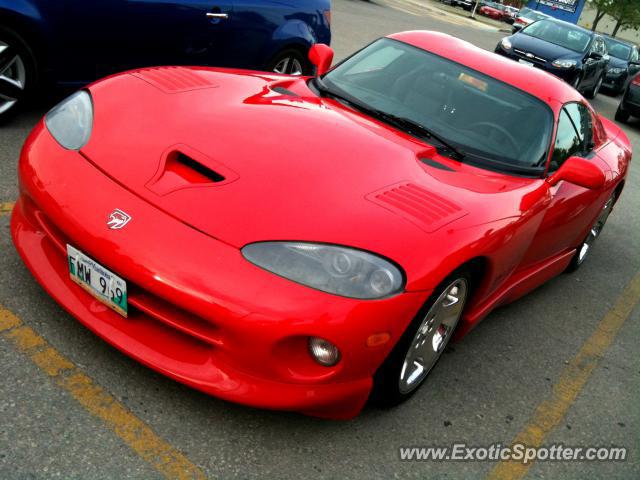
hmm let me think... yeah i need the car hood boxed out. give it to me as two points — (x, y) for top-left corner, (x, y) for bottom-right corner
(607, 56), (628, 69)
(510, 33), (582, 62)
(82, 67), (539, 271)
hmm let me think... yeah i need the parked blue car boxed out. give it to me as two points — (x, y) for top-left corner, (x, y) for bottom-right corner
(495, 18), (609, 100)
(0, 0), (332, 121)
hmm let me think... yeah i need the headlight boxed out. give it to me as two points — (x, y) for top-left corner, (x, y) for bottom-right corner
(45, 91), (93, 150)
(552, 59), (577, 69)
(242, 242), (405, 299)
(500, 38), (513, 50)
(607, 67), (626, 74)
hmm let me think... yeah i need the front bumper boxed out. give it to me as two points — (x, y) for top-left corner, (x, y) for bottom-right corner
(603, 71), (627, 92)
(494, 46), (579, 84)
(11, 121), (429, 419)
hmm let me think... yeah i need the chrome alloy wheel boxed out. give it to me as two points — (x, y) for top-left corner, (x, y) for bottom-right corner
(0, 40), (26, 115)
(398, 278), (468, 394)
(577, 196), (614, 265)
(273, 56), (303, 75)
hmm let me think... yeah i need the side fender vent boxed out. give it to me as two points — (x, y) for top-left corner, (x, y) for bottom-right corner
(132, 67), (217, 93)
(367, 182), (467, 232)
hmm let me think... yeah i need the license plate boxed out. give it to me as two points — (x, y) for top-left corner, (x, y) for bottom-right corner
(67, 245), (128, 317)
(518, 59), (534, 67)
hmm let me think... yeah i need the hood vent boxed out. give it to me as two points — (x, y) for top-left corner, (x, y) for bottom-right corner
(132, 67), (216, 93)
(367, 182), (467, 233)
(146, 145), (239, 196)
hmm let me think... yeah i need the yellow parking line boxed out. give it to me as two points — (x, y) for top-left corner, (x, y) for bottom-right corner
(0, 201), (15, 216)
(486, 271), (640, 480)
(0, 306), (207, 480)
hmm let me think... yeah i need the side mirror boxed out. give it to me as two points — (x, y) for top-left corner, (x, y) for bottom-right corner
(588, 52), (602, 60)
(308, 44), (334, 77)
(547, 156), (606, 190)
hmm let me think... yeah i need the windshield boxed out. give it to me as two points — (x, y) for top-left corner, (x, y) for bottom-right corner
(522, 19), (591, 52)
(604, 38), (631, 60)
(321, 38), (553, 173)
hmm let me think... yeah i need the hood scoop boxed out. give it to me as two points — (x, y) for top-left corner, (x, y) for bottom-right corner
(146, 145), (238, 196)
(367, 182), (467, 233)
(132, 67), (217, 93)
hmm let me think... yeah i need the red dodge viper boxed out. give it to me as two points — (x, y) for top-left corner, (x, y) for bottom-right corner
(11, 32), (631, 419)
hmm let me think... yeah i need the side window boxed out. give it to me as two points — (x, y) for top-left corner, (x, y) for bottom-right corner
(564, 102), (594, 150)
(598, 38), (606, 55)
(632, 47), (639, 62)
(549, 109), (582, 172)
(343, 45), (404, 75)
(591, 37), (604, 55)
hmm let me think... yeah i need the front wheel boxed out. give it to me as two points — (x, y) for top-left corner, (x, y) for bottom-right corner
(0, 26), (37, 123)
(615, 104), (630, 123)
(370, 270), (471, 407)
(571, 72), (582, 91)
(566, 194), (615, 272)
(266, 48), (312, 76)
(585, 75), (604, 99)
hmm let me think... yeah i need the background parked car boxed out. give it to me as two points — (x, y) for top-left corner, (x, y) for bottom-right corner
(441, 0), (474, 11)
(512, 7), (550, 32)
(479, 2), (508, 21)
(495, 18), (609, 99)
(602, 36), (640, 96)
(615, 73), (640, 122)
(0, 0), (332, 122)
(503, 6), (520, 25)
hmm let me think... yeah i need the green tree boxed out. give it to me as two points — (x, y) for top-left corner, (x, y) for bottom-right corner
(588, 0), (615, 31)
(609, 0), (640, 37)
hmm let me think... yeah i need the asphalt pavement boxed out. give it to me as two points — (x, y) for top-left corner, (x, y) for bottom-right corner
(1, 0), (639, 479)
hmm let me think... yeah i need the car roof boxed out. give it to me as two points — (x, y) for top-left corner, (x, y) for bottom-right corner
(602, 35), (635, 47)
(539, 17), (596, 36)
(388, 31), (581, 106)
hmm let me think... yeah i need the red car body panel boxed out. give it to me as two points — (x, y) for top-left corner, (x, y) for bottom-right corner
(480, 5), (505, 20)
(11, 31), (631, 418)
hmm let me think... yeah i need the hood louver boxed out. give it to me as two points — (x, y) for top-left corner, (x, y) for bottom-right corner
(367, 182), (467, 233)
(132, 67), (216, 93)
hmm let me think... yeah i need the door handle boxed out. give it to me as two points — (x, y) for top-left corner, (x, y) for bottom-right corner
(206, 12), (229, 19)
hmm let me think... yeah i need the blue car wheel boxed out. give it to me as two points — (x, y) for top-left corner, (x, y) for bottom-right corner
(0, 26), (36, 122)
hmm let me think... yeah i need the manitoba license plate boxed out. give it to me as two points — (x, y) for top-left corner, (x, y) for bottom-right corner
(67, 245), (128, 317)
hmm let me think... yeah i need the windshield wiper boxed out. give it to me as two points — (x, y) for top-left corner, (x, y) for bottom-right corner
(313, 78), (465, 161)
(371, 111), (466, 161)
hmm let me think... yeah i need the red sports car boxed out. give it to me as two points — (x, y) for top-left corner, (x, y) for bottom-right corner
(12, 31), (631, 419)
(480, 4), (507, 21)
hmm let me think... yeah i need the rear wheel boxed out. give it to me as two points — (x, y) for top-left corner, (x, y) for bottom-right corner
(0, 26), (36, 123)
(615, 104), (630, 123)
(370, 269), (471, 407)
(267, 48), (312, 76)
(566, 194), (615, 272)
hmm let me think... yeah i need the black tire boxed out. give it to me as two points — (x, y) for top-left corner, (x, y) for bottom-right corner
(615, 104), (630, 123)
(584, 75), (604, 100)
(370, 268), (472, 407)
(570, 72), (582, 92)
(266, 48), (313, 76)
(0, 26), (37, 124)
